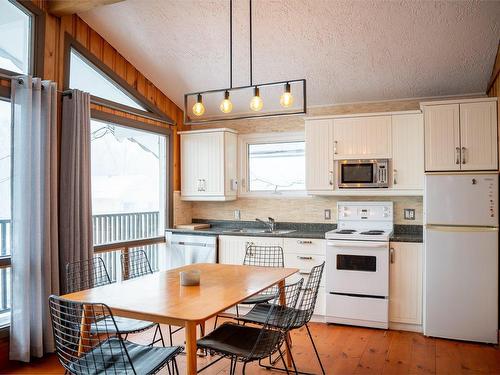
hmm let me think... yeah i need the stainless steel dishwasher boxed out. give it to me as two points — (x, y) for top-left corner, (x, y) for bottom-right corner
(164, 232), (217, 270)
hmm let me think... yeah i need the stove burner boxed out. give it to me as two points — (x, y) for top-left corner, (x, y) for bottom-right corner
(360, 230), (385, 235)
(336, 229), (356, 234)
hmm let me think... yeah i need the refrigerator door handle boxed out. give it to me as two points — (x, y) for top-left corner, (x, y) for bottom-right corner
(426, 225), (498, 232)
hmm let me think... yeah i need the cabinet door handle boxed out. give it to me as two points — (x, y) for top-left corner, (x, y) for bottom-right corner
(462, 147), (466, 164)
(456, 147), (461, 165)
(333, 141), (338, 155)
(393, 169), (397, 185)
(297, 256), (313, 260)
(299, 271), (311, 276)
(297, 240), (313, 244)
(329, 171), (334, 186)
(390, 247), (395, 264)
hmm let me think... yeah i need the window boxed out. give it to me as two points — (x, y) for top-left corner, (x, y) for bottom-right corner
(90, 119), (167, 246)
(69, 49), (147, 111)
(0, 98), (11, 327)
(0, 0), (33, 74)
(239, 132), (305, 195)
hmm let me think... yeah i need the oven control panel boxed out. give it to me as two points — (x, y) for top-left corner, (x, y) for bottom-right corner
(338, 202), (393, 222)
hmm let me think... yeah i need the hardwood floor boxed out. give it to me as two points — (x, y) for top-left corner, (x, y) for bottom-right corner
(2, 320), (500, 374)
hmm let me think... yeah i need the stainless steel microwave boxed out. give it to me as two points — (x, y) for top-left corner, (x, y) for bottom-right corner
(338, 159), (389, 188)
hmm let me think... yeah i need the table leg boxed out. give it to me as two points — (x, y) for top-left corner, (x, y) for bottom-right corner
(185, 321), (198, 375)
(278, 280), (293, 368)
(78, 304), (92, 356)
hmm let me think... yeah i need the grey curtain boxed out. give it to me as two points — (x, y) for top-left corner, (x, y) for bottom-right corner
(10, 77), (59, 361)
(59, 90), (93, 294)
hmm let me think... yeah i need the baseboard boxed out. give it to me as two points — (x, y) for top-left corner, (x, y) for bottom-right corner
(389, 322), (423, 333)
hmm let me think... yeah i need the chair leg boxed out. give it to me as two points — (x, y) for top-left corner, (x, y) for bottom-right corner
(166, 360), (172, 375)
(278, 347), (291, 375)
(168, 325), (174, 346)
(213, 315), (219, 330)
(305, 324), (326, 375)
(285, 338), (299, 374)
(242, 362), (247, 375)
(173, 358), (180, 375)
(235, 304), (240, 318)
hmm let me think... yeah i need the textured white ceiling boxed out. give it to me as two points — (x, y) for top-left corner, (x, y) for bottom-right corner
(79, 0), (500, 109)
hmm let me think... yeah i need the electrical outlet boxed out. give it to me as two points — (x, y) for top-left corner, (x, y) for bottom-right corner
(234, 209), (241, 220)
(404, 209), (415, 220)
(324, 209), (331, 220)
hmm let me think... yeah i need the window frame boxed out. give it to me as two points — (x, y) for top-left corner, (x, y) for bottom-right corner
(238, 131), (307, 198)
(64, 34), (174, 125)
(0, 0), (45, 78)
(89, 110), (173, 252)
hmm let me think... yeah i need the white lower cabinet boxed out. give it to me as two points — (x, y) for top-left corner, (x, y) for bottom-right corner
(389, 242), (423, 329)
(218, 235), (283, 264)
(218, 236), (326, 317)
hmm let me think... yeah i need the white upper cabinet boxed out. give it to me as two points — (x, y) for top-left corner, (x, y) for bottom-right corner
(180, 128), (238, 201)
(423, 99), (498, 172)
(305, 119), (334, 191)
(392, 114), (424, 190)
(459, 101), (498, 171)
(333, 115), (392, 160)
(424, 104), (460, 171)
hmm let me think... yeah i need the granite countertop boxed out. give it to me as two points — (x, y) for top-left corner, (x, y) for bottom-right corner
(165, 220), (423, 243)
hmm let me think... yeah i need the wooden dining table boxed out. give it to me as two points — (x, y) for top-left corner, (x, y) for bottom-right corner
(62, 263), (299, 375)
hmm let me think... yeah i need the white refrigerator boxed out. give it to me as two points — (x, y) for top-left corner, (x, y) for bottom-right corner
(424, 173), (499, 343)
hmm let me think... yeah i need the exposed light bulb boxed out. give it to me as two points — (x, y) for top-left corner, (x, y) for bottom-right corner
(249, 86), (263, 111)
(220, 90), (233, 113)
(192, 94), (205, 116)
(280, 82), (294, 108)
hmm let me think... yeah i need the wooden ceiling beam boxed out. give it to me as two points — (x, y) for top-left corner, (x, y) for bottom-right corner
(48, 0), (126, 16)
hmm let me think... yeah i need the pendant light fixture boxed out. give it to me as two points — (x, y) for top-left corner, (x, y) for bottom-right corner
(250, 86), (263, 111)
(280, 82), (294, 108)
(192, 94), (205, 116)
(184, 0), (306, 124)
(220, 90), (233, 113)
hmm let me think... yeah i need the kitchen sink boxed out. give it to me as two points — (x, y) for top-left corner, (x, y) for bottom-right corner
(222, 228), (296, 235)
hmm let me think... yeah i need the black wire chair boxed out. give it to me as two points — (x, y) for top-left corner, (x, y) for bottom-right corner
(214, 245), (285, 329)
(237, 262), (326, 375)
(197, 278), (304, 375)
(120, 249), (204, 347)
(66, 257), (165, 347)
(48, 295), (183, 375)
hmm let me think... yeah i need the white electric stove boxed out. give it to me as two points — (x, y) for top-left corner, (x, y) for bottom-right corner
(325, 201), (393, 329)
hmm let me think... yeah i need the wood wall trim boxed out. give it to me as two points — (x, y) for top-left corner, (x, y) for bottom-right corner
(90, 109), (171, 135)
(487, 42), (500, 93)
(48, 0), (125, 16)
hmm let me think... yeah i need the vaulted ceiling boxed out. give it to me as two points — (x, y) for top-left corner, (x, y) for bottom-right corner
(79, 0), (500, 109)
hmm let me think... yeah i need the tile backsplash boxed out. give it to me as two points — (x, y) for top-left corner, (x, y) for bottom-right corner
(174, 192), (422, 226)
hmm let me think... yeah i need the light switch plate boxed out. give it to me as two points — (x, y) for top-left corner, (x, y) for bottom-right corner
(404, 209), (415, 220)
(234, 210), (241, 220)
(324, 209), (331, 220)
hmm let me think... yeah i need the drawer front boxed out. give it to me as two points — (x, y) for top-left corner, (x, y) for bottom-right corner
(285, 254), (325, 287)
(283, 238), (326, 256)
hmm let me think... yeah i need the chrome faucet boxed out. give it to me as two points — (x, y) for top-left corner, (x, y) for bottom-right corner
(256, 217), (276, 232)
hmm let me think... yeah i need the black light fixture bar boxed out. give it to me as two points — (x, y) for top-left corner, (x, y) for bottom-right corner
(184, 79), (306, 124)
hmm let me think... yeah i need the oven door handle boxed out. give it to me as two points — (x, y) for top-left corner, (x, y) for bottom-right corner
(327, 241), (388, 248)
